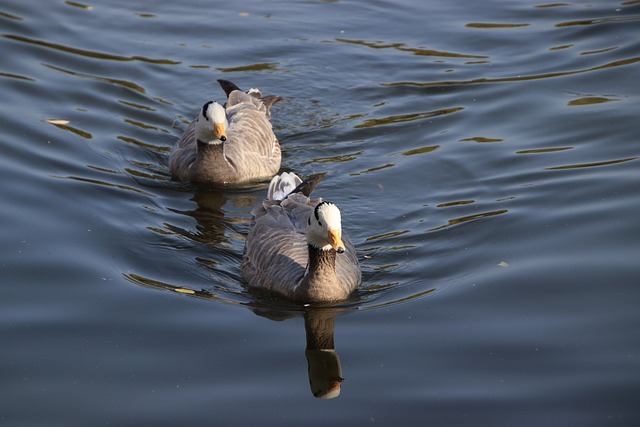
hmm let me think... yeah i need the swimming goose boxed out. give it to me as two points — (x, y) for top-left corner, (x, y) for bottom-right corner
(169, 79), (282, 185)
(242, 172), (361, 302)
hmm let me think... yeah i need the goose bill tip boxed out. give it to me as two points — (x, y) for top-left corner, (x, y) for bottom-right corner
(327, 229), (344, 253)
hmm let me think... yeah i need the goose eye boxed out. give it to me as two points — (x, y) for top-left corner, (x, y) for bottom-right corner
(318, 221), (322, 226)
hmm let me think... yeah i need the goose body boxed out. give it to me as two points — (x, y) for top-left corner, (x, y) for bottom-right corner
(169, 79), (281, 185)
(242, 172), (361, 302)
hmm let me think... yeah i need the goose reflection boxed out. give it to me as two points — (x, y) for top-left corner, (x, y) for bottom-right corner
(125, 265), (351, 399)
(167, 186), (260, 247)
(304, 308), (344, 399)
(253, 304), (347, 399)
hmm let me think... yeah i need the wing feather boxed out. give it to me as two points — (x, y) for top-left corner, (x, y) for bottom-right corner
(242, 200), (310, 295)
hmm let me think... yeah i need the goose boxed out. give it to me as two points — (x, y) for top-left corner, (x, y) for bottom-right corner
(242, 172), (361, 302)
(169, 79), (282, 185)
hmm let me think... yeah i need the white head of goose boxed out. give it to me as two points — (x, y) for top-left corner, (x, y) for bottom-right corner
(306, 201), (344, 254)
(194, 100), (229, 144)
(169, 79), (282, 185)
(242, 172), (361, 303)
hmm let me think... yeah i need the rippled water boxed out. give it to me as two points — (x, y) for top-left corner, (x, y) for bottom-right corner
(2, 0), (639, 425)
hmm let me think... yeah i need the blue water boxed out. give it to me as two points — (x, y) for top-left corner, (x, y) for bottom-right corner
(1, 0), (639, 425)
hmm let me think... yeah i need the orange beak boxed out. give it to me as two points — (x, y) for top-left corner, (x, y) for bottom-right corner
(213, 122), (227, 141)
(327, 229), (345, 253)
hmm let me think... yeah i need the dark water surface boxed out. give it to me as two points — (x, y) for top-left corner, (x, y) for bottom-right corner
(2, 0), (639, 425)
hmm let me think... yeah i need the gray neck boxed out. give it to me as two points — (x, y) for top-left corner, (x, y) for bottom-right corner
(190, 140), (235, 182)
(296, 245), (345, 302)
(307, 244), (336, 276)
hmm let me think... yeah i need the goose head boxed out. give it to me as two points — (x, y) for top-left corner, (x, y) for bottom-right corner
(195, 101), (228, 144)
(307, 201), (345, 253)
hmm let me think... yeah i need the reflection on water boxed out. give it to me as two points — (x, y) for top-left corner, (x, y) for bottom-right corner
(253, 307), (347, 399)
(304, 310), (344, 399)
(163, 187), (259, 248)
(125, 271), (347, 398)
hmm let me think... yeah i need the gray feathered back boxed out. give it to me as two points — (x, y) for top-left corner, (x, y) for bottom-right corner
(242, 174), (361, 302)
(169, 80), (281, 185)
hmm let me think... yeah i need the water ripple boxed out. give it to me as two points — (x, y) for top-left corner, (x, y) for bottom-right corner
(56, 175), (156, 196)
(556, 14), (640, 27)
(2, 34), (181, 64)
(465, 22), (530, 28)
(43, 119), (92, 139)
(354, 107), (464, 129)
(382, 57), (640, 88)
(217, 62), (280, 72)
(427, 209), (510, 232)
(0, 11), (23, 20)
(0, 71), (33, 81)
(335, 38), (488, 59)
(43, 63), (145, 93)
(545, 157), (638, 171)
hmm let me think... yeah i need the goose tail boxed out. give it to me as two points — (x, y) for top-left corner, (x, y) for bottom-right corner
(217, 79), (242, 98)
(260, 95), (283, 116)
(268, 172), (303, 201)
(291, 173), (325, 198)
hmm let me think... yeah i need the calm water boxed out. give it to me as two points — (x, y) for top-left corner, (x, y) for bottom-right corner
(2, 0), (639, 425)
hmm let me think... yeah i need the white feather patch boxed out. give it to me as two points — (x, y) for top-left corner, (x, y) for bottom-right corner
(208, 102), (227, 124)
(268, 172), (302, 201)
(316, 202), (342, 231)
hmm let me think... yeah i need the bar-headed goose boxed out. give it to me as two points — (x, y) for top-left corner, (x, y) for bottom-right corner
(242, 172), (361, 302)
(169, 79), (281, 185)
